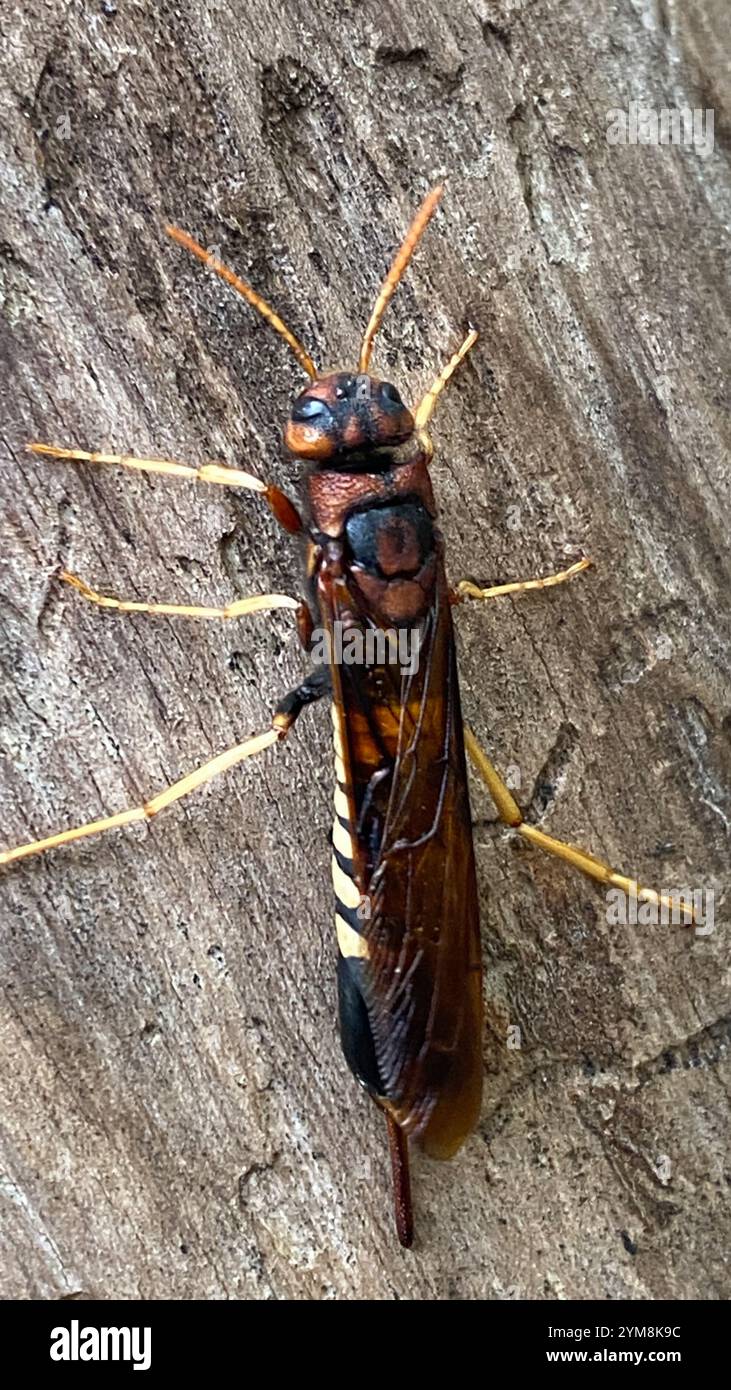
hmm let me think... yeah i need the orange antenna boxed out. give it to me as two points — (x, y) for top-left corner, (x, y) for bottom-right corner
(359, 184), (444, 373)
(165, 225), (318, 380)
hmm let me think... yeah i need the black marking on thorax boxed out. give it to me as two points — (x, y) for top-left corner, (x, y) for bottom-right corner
(344, 496), (435, 578)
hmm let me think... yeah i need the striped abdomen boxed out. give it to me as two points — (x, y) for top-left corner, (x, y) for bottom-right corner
(330, 702), (367, 963)
(330, 702), (383, 1096)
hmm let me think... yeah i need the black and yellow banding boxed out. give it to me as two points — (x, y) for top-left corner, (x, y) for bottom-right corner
(330, 703), (369, 961)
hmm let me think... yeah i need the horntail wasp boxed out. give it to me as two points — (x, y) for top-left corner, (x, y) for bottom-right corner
(2, 185), (696, 1247)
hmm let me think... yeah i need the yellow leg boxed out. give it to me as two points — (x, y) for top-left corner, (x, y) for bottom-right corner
(463, 726), (696, 923)
(0, 669), (326, 869)
(456, 557), (591, 603)
(414, 328), (478, 431)
(0, 730), (280, 868)
(60, 570), (301, 623)
(27, 444), (303, 534)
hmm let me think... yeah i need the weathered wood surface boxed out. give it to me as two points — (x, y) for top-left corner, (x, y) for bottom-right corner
(0, 0), (729, 1300)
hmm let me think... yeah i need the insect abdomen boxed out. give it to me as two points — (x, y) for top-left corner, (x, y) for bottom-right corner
(330, 703), (366, 959)
(330, 702), (383, 1094)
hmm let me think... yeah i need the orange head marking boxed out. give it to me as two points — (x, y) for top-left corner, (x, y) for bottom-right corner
(284, 372), (415, 463)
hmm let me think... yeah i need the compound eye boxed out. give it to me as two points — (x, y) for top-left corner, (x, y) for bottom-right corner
(291, 396), (333, 424)
(380, 382), (404, 410)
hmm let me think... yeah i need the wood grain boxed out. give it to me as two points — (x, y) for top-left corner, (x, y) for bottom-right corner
(0, 0), (729, 1299)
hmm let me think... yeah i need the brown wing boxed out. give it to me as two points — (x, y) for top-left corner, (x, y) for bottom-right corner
(320, 554), (483, 1158)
